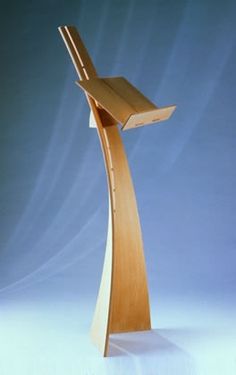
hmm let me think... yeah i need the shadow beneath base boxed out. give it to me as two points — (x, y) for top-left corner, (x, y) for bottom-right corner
(108, 328), (196, 375)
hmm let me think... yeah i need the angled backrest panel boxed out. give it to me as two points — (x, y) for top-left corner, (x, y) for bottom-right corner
(78, 77), (136, 124)
(103, 77), (157, 113)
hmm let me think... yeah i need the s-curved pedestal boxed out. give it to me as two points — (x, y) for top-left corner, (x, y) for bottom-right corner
(58, 25), (175, 356)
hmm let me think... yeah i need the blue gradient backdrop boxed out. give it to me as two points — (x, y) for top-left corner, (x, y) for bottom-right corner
(0, 1), (236, 374)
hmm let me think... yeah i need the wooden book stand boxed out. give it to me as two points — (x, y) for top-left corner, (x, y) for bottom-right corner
(58, 25), (176, 356)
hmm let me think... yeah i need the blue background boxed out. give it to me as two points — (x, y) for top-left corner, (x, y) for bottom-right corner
(0, 0), (235, 374)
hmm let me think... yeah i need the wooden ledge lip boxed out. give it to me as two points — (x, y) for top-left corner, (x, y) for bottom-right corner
(122, 105), (176, 130)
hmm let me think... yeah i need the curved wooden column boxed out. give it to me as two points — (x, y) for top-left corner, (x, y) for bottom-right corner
(102, 125), (151, 335)
(58, 26), (151, 357)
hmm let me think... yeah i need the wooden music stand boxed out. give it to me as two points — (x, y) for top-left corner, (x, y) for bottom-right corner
(58, 26), (176, 356)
